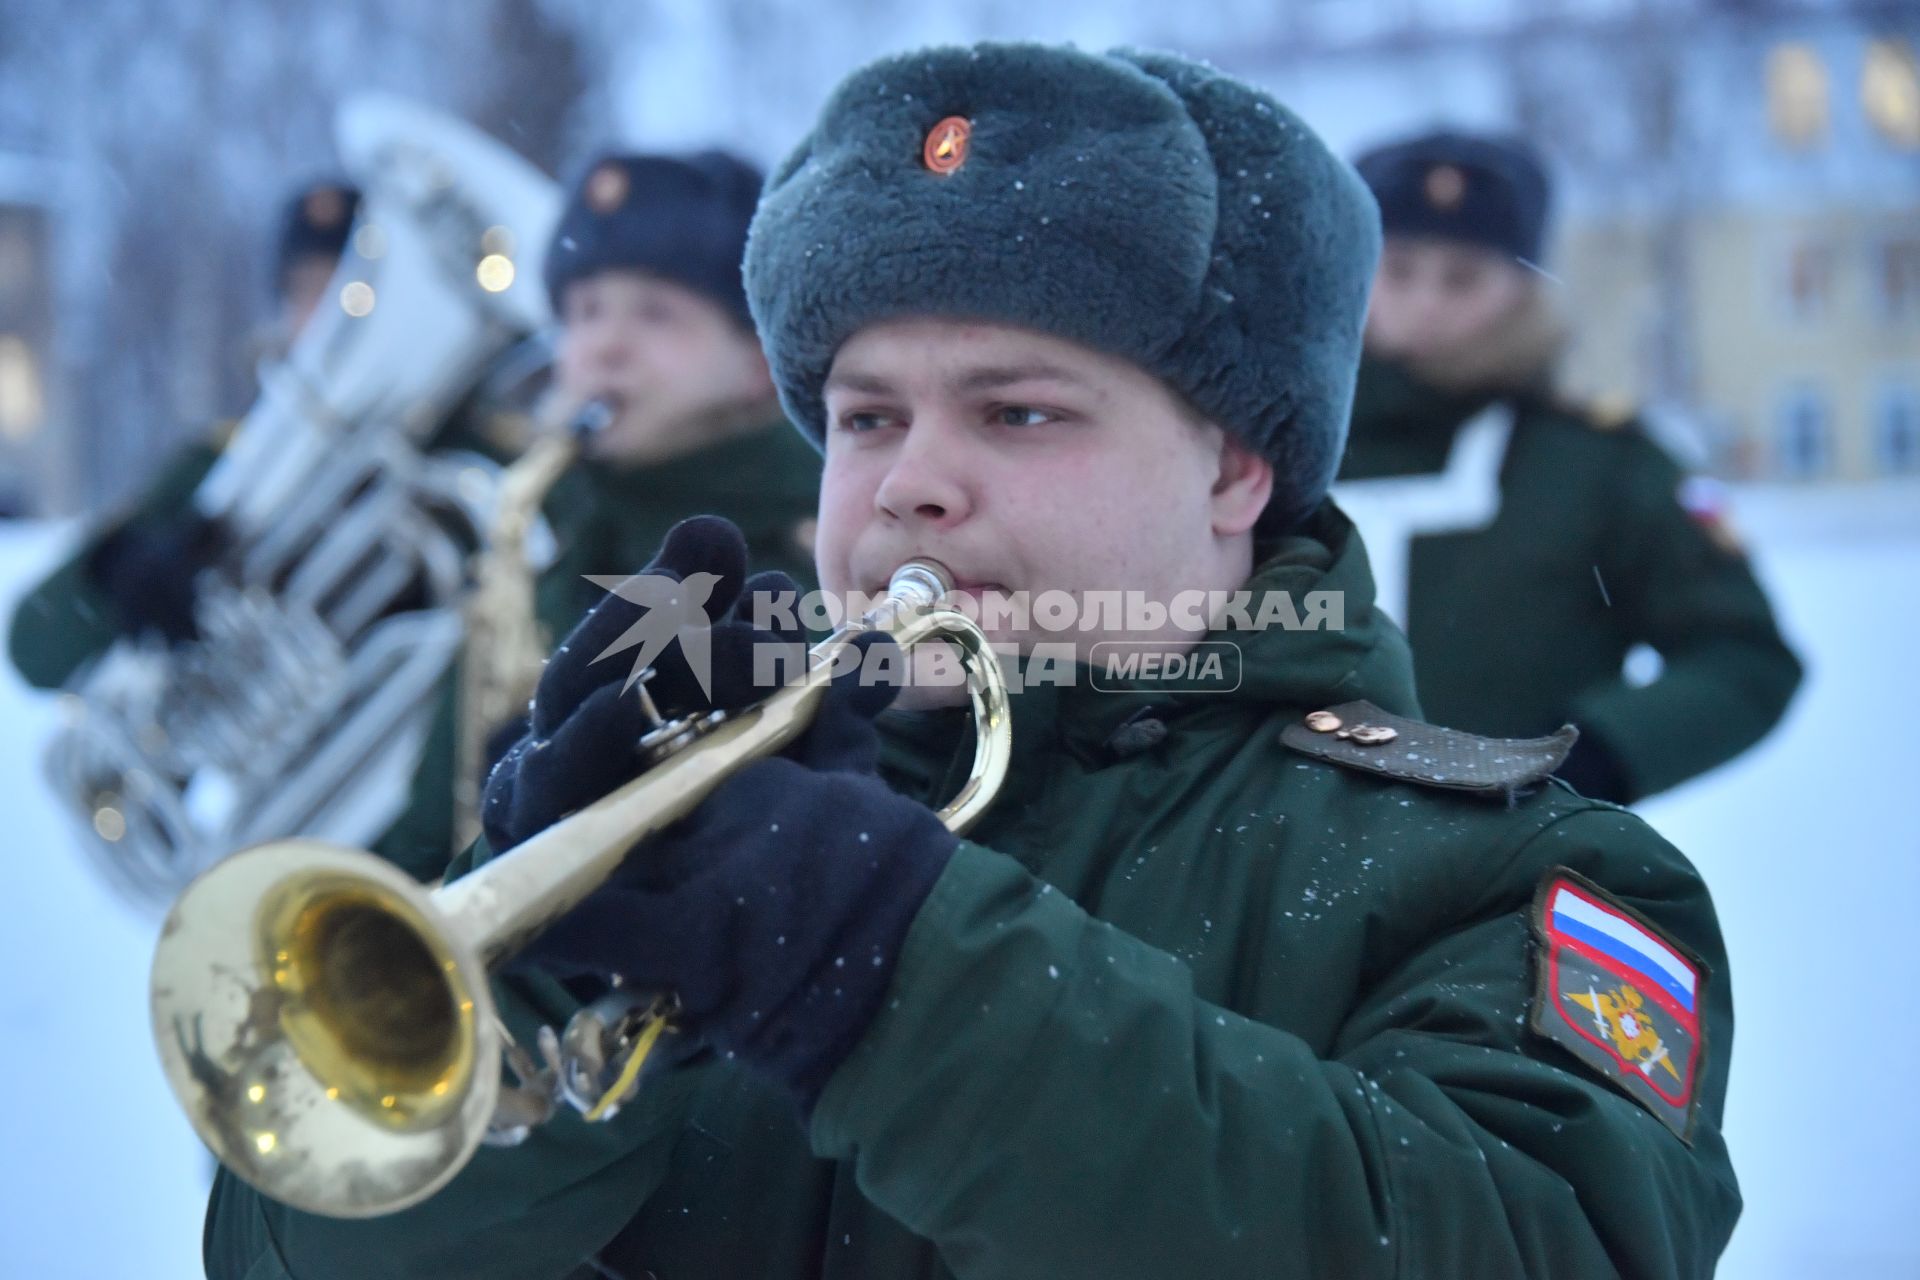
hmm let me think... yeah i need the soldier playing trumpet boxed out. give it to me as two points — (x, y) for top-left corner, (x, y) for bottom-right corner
(207, 44), (1742, 1280)
(370, 149), (822, 879)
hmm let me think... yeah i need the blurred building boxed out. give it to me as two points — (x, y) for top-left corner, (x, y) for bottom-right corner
(1556, 24), (1920, 481)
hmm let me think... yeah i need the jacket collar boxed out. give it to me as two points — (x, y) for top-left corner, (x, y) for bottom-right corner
(877, 505), (1419, 808)
(571, 415), (805, 506)
(1350, 357), (1496, 442)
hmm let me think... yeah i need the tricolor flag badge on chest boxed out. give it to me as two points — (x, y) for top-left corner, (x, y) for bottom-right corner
(1529, 868), (1709, 1141)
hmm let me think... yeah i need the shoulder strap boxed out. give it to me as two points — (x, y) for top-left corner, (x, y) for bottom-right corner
(1280, 700), (1577, 796)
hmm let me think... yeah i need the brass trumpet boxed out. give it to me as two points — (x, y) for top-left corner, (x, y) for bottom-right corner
(150, 561), (1010, 1218)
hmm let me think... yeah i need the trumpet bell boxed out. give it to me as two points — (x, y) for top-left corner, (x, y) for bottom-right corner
(151, 840), (501, 1217)
(151, 559), (1013, 1219)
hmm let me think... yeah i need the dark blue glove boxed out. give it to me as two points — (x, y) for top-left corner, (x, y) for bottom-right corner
(486, 514), (958, 1107)
(521, 631), (957, 1109)
(481, 514), (800, 854)
(85, 512), (229, 644)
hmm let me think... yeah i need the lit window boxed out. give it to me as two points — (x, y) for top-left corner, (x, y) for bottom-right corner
(0, 333), (42, 441)
(1784, 241), (1833, 321)
(1768, 43), (1831, 147)
(1877, 238), (1920, 319)
(1875, 384), (1920, 474)
(1776, 385), (1831, 478)
(1864, 38), (1920, 148)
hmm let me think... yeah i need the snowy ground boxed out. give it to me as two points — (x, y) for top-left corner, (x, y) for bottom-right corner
(0, 521), (212, 1280)
(1634, 481), (1920, 1279)
(1, 482), (1915, 1279)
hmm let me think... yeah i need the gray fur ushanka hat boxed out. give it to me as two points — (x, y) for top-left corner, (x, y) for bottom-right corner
(744, 43), (1382, 527)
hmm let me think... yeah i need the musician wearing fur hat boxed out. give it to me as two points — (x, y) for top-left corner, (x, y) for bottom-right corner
(529, 148), (820, 602)
(6, 179), (366, 689)
(209, 47), (1740, 1279)
(1338, 129), (1802, 804)
(369, 149), (822, 879)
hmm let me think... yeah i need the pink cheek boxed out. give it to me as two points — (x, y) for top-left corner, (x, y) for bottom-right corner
(814, 471), (873, 568)
(554, 355), (592, 392)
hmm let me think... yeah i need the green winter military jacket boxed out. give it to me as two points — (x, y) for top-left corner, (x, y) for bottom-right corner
(206, 505), (1739, 1279)
(1340, 358), (1802, 802)
(371, 419), (823, 881)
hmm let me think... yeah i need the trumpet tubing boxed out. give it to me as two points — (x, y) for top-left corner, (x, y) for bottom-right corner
(151, 560), (1010, 1218)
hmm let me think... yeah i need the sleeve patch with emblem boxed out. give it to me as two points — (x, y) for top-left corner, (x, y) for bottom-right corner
(1529, 868), (1708, 1141)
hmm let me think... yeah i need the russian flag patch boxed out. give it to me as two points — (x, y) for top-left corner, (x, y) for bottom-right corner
(1529, 868), (1709, 1141)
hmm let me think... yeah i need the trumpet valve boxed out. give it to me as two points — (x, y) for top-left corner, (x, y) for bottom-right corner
(631, 669), (667, 728)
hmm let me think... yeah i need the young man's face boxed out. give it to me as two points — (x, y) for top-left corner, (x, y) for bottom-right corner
(816, 318), (1272, 695)
(555, 270), (774, 465)
(1364, 237), (1533, 363)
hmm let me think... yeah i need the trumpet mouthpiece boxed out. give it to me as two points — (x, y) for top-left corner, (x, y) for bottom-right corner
(885, 560), (954, 610)
(570, 396), (619, 438)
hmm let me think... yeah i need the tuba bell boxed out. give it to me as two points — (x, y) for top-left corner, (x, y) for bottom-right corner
(151, 561), (1012, 1218)
(44, 94), (562, 909)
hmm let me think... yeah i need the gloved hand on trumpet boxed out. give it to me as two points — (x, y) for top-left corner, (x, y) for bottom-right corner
(482, 514), (962, 1110)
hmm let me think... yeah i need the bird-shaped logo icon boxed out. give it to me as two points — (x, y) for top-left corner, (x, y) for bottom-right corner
(582, 571), (727, 699)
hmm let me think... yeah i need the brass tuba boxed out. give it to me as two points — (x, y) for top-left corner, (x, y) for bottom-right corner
(150, 562), (1011, 1218)
(44, 95), (561, 909)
